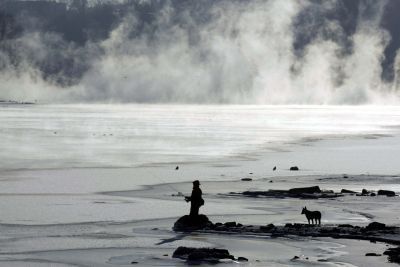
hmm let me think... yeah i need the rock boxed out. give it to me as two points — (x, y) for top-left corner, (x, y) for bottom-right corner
(173, 247), (235, 263)
(237, 256), (248, 262)
(290, 166), (299, 171)
(241, 178), (252, 181)
(365, 222), (386, 231)
(365, 253), (381, 256)
(235, 187), (343, 199)
(292, 223), (304, 229)
(322, 190), (334, 193)
(188, 252), (218, 263)
(215, 225), (227, 231)
(370, 192), (376, 197)
(288, 186), (321, 194)
(163, 254), (168, 256)
(269, 180), (273, 183)
(343, 175), (349, 178)
(299, 193), (319, 199)
(173, 215), (213, 231)
(378, 190), (395, 197)
(338, 224), (354, 228)
(341, 189), (357, 194)
(362, 189), (369, 195)
(242, 190), (285, 197)
(291, 256), (299, 260)
(224, 221), (237, 228)
(260, 224), (275, 231)
(384, 247), (400, 263)
(131, 262), (138, 264)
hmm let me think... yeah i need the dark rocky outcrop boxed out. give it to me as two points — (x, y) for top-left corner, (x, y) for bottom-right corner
(190, 220), (399, 243)
(365, 253), (381, 256)
(229, 186), (342, 200)
(288, 186), (321, 194)
(384, 247), (400, 263)
(365, 222), (386, 231)
(172, 247), (238, 264)
(260, 224), (275, 232)
(227, 186), (395, 200)
(174, 220), (400, 264)
(356, 189), (377, 197)
(224, 221), (237, 227)
(341, 189), (357, 194)
(173, 215), (213, 231)
(291, 255), (300, 260)
(378, 190), (396, 197)
(338, 224), (354, 228)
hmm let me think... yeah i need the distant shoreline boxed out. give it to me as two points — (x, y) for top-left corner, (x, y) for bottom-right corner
(0, 100), (35, 105)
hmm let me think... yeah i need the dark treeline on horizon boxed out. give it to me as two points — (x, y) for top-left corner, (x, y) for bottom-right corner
(1, 0), (400, 87)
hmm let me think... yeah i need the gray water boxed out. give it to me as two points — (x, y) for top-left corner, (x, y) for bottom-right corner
(1, 104), (400, 170)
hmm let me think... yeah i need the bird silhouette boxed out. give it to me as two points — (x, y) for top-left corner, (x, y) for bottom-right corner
(273, 166), (276, 171)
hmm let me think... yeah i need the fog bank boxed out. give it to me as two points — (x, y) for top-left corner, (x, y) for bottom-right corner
(1, 0), (400, 104)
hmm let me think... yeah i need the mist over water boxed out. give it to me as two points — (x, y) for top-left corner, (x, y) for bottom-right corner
(1, 0), (400, 104)
(1, 104), (400, 170)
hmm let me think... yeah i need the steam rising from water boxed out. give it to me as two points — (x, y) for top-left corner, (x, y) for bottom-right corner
(1, 0), (400, 104)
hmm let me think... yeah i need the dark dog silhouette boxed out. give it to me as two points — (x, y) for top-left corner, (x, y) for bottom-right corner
(301, 206), (321, 225)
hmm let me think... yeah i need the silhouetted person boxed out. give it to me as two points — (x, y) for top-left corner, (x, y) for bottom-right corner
(185, 180), (204, 216)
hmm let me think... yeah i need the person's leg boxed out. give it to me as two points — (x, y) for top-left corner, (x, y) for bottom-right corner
(190, 204), (196, 216)
(190, 204), (199, 216)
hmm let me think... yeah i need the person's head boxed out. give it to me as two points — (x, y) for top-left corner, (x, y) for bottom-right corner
(193, 180), (200, 188)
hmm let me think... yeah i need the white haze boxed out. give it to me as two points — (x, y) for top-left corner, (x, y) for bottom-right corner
(1, 0), (400, 104)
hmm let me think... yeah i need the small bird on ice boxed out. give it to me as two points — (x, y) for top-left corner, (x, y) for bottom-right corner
(273, 166), (277, 171)
(175, 166), (179, 170)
